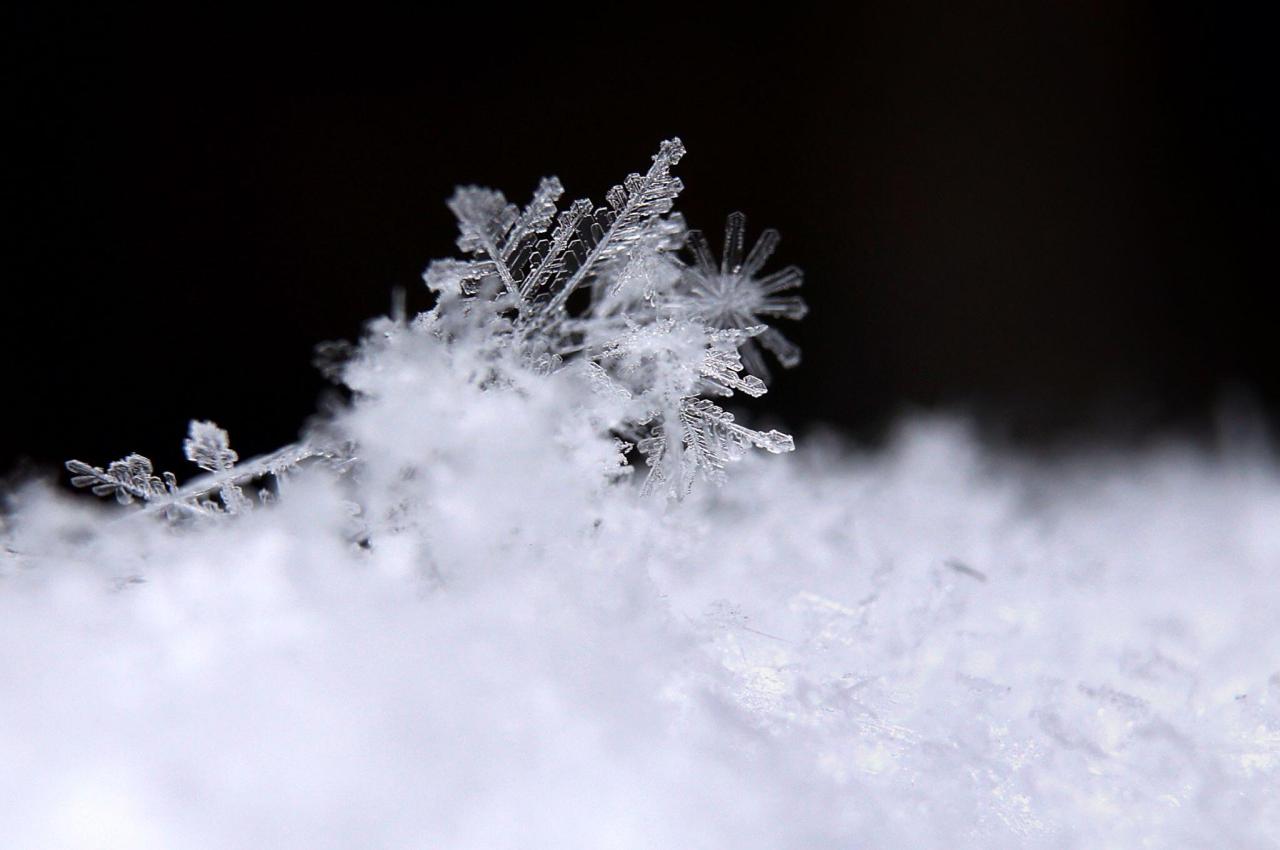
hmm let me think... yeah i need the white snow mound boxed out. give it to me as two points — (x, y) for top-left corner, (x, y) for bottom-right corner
(2, 419), (1277, 848)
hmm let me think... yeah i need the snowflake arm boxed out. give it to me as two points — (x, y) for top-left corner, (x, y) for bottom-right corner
(438, 140), (685, 328)
(637, 398), (793, 498)
(68, 422), (338, 518)
(699, 327), (768, 398)
(65, 454), (177, 506)
(447, 177), (566, 305)
(183, 420), (238, 474)
(183, 420), (248, 514)
(541, 138), (686, 314)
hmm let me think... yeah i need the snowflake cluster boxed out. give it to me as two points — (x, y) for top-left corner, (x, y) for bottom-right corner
(67, 139), (805, 509)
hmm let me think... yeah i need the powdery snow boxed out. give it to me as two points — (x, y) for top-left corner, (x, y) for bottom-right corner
(2, 419), (1277, 848)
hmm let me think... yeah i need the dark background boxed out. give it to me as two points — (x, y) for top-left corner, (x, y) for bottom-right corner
(6, 5), (1275, 478)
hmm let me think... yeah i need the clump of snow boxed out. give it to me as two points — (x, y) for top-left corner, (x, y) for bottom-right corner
(3, 140), (1277, 846)
(3, 417), (1277, 848)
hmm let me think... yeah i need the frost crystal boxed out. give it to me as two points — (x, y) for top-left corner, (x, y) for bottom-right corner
(183, 420), (238, 473)
(182, 420), (248, 514)
(67, 421), (330, 518)
(68, 139), (801, 516)
(675, 212), (807, 381)
(65, 454), (177, 506)
(426, 139), (798, 499)
(432, 138), (687, 320)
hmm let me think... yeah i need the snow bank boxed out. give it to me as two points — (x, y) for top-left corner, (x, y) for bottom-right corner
(3, 419), (1277, 848)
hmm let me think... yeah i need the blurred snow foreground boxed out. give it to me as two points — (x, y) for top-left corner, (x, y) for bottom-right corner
(2, 142), (1278, 849)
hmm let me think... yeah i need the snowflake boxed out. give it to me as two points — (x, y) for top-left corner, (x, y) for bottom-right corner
(677, 211), (807, 381)
(67, 421), (332, 518)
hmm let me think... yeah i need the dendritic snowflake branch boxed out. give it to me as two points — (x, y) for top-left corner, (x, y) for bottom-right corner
(67, 421), (339, 520)
(542, 138), (686, 314)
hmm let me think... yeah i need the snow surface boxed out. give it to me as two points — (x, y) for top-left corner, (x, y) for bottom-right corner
(3, 417), (1278, 848)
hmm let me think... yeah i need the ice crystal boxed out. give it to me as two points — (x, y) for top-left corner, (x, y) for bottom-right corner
(424, 139), (797, 498)
(183, 420), (238, 473)
(67, 421), (330, 518)
(676, 211), (807, 381)
(591, 321), (792, 496)
(183, 420), (249, 514)
(431, 138), (687, 324)
(65, 453), (177, 507)
(65, 139), (799, 514)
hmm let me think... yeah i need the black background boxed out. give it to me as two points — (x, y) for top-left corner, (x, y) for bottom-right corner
(6, 5), (1275, 479)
